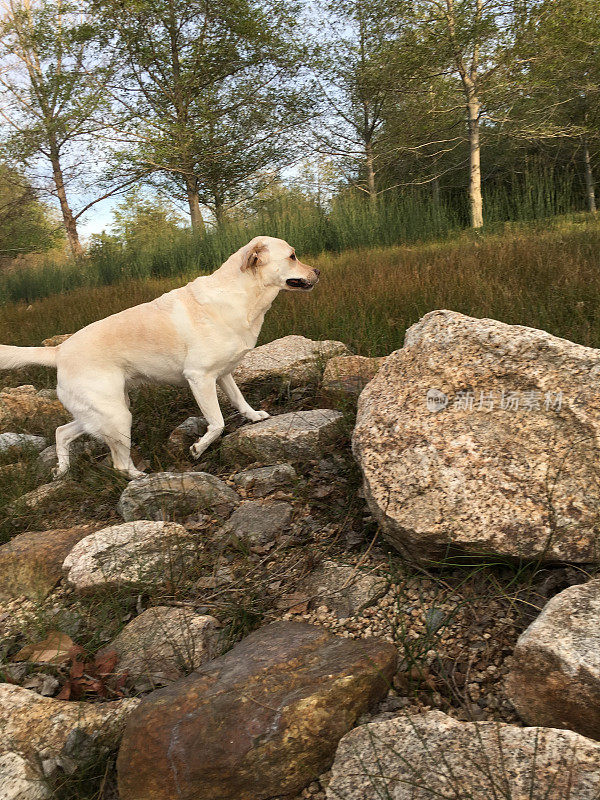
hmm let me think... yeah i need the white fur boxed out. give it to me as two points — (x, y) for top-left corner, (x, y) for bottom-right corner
(0, 236), (319, 478)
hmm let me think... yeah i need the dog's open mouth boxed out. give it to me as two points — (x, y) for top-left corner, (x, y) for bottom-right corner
(286, 278), (314, 290)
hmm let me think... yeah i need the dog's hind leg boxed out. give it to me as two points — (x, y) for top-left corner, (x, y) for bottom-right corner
(99, 405), (145, 479)
(54, 420), (85, 478)
(217, 373), (270, 422)
(184, 371), (225, 459)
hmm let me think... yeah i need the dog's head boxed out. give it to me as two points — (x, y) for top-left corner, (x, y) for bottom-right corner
(241, 236), (320, 291)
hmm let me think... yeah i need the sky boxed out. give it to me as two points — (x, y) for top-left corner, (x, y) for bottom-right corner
(78, 197), (118, 238)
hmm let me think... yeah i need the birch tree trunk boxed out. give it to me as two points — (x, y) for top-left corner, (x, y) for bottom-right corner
(467, 91), (483, 228)
(583, 137), (597, 214)
(365, 138), (377, 204)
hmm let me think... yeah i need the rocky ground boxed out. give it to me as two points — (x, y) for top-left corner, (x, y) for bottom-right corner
(0, 329), (599, 800)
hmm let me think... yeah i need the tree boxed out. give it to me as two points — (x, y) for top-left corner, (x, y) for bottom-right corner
(0, 163), (63, 257)
(98, 0), (308, 229)
(395, 0), (515, 228)
(109, 187), (186, 249)
(311, 0), (405, 204)
(0, 0), (127, 256)
(510, 0), (600, 213)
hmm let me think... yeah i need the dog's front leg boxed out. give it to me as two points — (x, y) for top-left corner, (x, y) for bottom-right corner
(218, 373), (270, 422)
(184, 370), (225, 459)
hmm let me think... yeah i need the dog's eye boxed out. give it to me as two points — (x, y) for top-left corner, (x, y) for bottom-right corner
(290, 253), (297, 260)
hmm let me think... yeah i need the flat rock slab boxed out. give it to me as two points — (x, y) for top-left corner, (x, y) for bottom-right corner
(117, 621), (396, 800)
(221, 409), (344, 464)
(299, 560), (388, 618)
(0, 386), (68, 429)
(232, 463), (297, 496)
(354, 309), (600, 562)
(321, 355), (386, 397)
(506, 578), (600, 740)
(326, 710), (600, 799)
(233, 335), (349, 387)
(117, 471), (239, 521)
(0, 684), (138, 793)
(0, 433), (46, 455)
(222, 500), (293, 546)
(62, 521), (197, 594)
(101, 606), (221, 688)
(0, 524), (99, 601)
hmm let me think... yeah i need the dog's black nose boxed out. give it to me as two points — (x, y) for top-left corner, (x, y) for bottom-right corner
(314, 268), (321, 277)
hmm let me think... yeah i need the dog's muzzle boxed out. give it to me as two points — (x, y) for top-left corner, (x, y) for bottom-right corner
(286, 269), (320, 290)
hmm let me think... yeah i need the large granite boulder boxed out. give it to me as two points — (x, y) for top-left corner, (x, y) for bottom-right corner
(233, 336), (349, 388)
(221, 409), (344, 464)
(101, 606), (221, 688)
(117, 471), (239, 521)
(506, 578), (600, 740)
(0, 524), (99, 600)
(117, 621), (396, 800)
(62, 521), (197, 594)
(353, 309), (600, 562)
(326, 710), (600, 799)
(0, 386), (68, 429)
(0, 684), (138, 793)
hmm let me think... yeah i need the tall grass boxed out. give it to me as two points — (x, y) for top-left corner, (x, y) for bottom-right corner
(1, 215), (599, 365)
(0, 167), (585, 304)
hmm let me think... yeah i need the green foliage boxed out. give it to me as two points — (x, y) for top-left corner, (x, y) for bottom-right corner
(97, 0), (309, 225)
(0, 165), (63, 257)
(0, 169), (586, 304)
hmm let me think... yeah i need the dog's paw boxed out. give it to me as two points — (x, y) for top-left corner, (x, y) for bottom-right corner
(245, 409), (270, 422)
(127, 469), (146, 480)
(52, 466), (68, 481)
(189, 442), (204, 460)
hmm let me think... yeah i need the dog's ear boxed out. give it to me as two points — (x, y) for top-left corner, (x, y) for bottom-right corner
(241, 240), (268, 272)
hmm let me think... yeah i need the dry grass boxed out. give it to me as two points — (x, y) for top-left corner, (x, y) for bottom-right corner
(1, 216), (600, 800)
(1, 216), (599, 371)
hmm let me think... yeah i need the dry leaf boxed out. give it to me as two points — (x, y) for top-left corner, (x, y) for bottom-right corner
(14, 631), (75, 665)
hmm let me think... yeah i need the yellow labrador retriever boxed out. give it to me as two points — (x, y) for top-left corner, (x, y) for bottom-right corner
(0, 236), (320, 478)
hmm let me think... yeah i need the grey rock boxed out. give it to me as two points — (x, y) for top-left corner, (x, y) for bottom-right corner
(0, 433), (46, 455)
(38, 438), (106, 470)
(221, 409), (344, 464)
(117, 471), (239, 521)
(232, 463), (297, 496)
(222, 500), (293, 546)
(101, 606), (221, 687)
(62, 521), (197, 594)
(166, 417), (207, 455)
(299, 560), (387, 618)
(8, 481), (75, 513)
(354, 309), (600, 562)
(233, 335), (349, 388)
(506, 578), (600, 740)
(327, 710), (600, 800)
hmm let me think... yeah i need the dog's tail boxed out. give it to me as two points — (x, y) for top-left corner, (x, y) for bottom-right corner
(0, 344), (58, 370)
